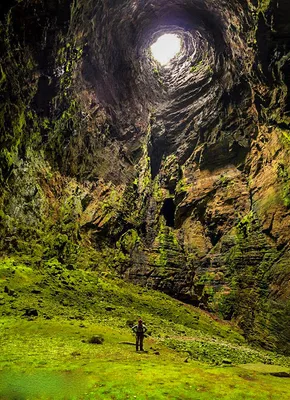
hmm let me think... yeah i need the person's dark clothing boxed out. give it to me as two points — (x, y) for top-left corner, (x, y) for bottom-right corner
(132, 322), (147, 351)
(136, 332), (144, 351)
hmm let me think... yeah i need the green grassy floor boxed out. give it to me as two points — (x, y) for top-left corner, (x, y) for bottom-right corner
(0, 257), (289, 399)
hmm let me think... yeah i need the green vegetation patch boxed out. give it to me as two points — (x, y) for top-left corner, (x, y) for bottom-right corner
(0, 256), (290, 399)
(164, 337), (290, 367)
(277, 162), (290, 208)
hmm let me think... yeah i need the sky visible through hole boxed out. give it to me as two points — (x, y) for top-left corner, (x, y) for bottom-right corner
(150, 34), (181, 65)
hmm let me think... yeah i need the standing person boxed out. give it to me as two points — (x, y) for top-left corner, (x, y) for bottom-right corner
(132, 319), (147, 351)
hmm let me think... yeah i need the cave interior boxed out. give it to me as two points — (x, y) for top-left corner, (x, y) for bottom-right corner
(0, 0), (290, 353)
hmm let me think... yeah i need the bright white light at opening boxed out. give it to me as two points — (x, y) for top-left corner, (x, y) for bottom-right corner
(150, 34), (181, 65)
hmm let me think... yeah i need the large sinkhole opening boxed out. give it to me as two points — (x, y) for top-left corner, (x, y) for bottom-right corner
(150, 34), (181, 65)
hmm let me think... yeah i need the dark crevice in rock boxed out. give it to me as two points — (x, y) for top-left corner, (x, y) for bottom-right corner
(256, 13), (275, 84)
(160, 198), (176, 228)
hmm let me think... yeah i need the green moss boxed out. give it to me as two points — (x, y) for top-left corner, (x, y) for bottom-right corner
(281, 130), (290, 145)
(216, 212), (286, 350)
(218, 175), (230, 186)
(196, 272), (216, 285)
(12, 107), (26, 139)
(56, 41), (83, 94)
(0, 254), (289, 399)
(150, 220), (182, 270)
(190, 60), (204, 73)
(175, 177), (189, 194)
(277, 163), (290, 208)
(236, 211), (254, 238)
(117, 229), (140, 254)
(152, 178), (164, 201)
(140, 169), (151, 191)
(0, 148), (16, 169)
(0, 256), (289, 370)
(175, 164), (191, 194)
(258, 0), (271, 13)
(0, 64), (6, 86)
(42, 118), (51, 130)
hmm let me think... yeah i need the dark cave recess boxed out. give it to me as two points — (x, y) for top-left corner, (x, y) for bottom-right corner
(78, 0), (255, 172)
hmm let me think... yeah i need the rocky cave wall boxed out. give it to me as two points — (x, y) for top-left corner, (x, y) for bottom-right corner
(0, 0), (290, 351)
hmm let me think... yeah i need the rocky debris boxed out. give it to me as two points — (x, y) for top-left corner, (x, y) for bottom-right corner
(269, 372), (290, 378)
(88, 335), (104, 344)
(105, 306), (116, 312)
(238, 363), (290, 377)
(31, 288), (42, 294)
(75, 315), (85, 321)
(71, 351), (81, 357)
(23, 308), (38, 317)
(4, 286), (16, 297)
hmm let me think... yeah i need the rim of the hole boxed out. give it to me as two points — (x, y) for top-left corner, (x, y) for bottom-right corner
(150, 33), (182, 66)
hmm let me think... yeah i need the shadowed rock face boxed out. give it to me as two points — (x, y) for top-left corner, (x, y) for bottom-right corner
(1, 0), (290, 350)
(82, 0), (254, 172)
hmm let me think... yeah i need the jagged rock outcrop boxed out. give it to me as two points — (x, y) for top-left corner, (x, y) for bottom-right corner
(1, 0), (290, 352)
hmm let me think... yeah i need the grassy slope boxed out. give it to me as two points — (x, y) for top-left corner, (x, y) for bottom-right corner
(0, 256), (289, 400)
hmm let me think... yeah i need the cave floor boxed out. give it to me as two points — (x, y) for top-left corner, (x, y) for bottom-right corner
(0, 317), (290, 400)
(0, 258), (289, 399)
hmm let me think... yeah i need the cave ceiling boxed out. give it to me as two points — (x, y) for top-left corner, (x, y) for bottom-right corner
(77, 0), (277, 177)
